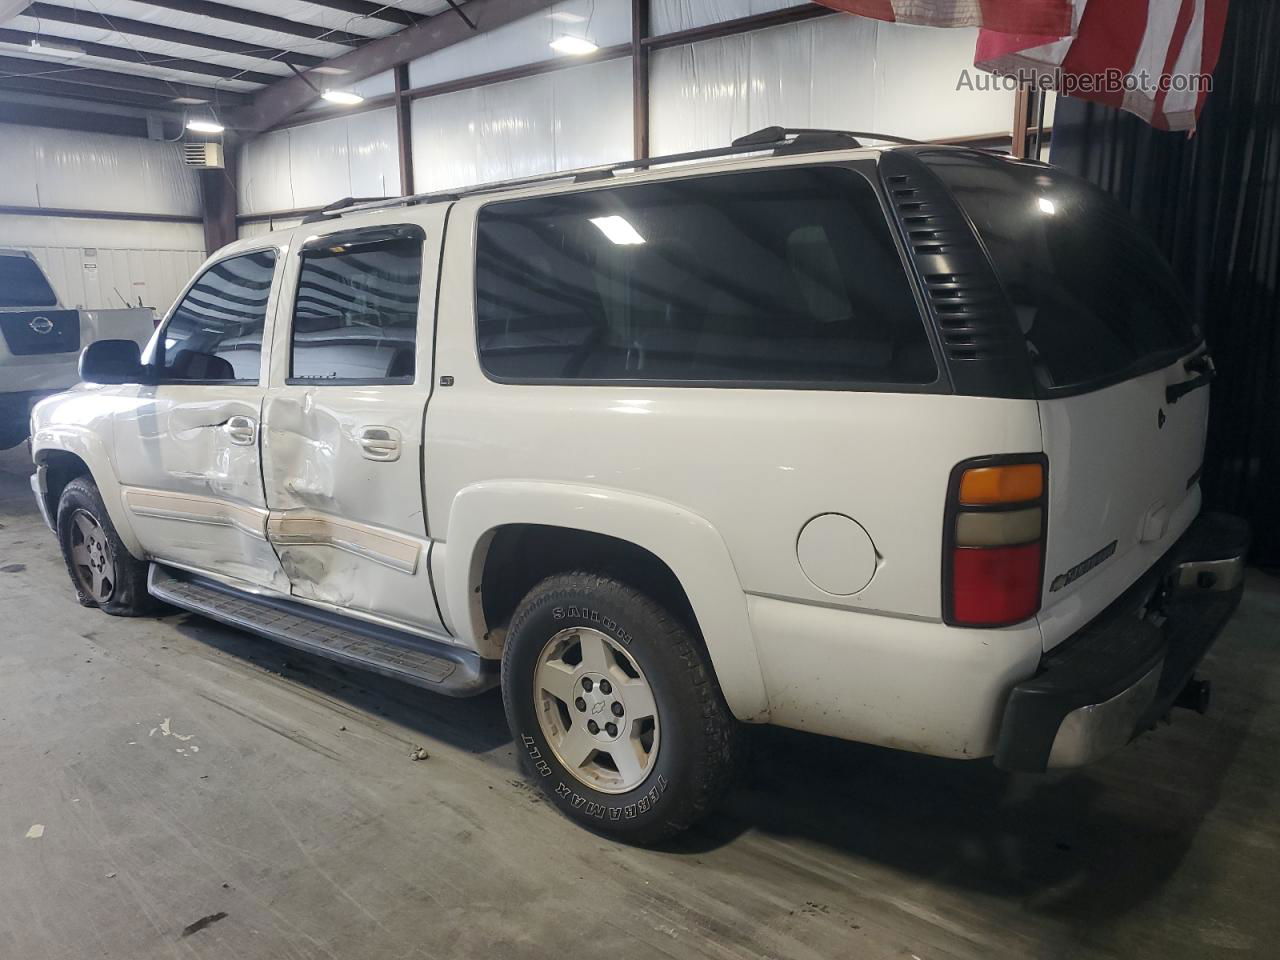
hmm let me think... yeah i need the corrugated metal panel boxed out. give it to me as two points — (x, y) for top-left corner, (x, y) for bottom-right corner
(409, 56), (632, 192)
(651, 0), (809, 36)
(0, 213), (205, 312)
(650, 18), (1015, 153)
(238, 107), (400, 215)
(408, 0), (629, 88)
(0, 124), (201, 216)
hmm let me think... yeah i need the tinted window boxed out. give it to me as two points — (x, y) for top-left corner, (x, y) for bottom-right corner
(0, 255), (58, 307)
(161, 250), (277, 383)
(290, 232), (423, 383)
(922, 152), (1200, 393)
(475, 167), (935, 386)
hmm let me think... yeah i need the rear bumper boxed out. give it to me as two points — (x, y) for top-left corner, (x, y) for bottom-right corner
(995, 512), (1249, 773)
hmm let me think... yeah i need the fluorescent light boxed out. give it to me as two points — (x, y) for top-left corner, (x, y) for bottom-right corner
(590, 216), (646, 246)
(27, 39), (83, 58)
(550, 35), (598, 55)
(172, 96), (208, 105)
(548, 11), (587, 22)
(186, 119), (225, 134)
(322, 89), (365, 106)
(1037, 197), (1056, 215)
(311, 66), (351, 76)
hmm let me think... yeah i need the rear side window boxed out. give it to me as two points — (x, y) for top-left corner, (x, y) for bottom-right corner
(0, 255), (57, 307)
(922, 152), (1200, 394)
(475, 167), (936, 386)
(290, 229), (423, 384)
(161, 250), (276, 383)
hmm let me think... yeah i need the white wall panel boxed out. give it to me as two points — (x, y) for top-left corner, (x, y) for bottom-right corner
(238, 108), (399, 215)
(651, 18), (1015, 153)
(410, 56), (632, 192)
(409, 0), (630, 88)
(0, 215), (205, 312)
(0, 125), (200, 216)
(651, 0), (808, 36)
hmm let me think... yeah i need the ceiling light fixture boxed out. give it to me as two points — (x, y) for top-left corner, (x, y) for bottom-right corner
(550, 35), (598, 56)
(321, 89), (365, 106)
(186, 119), (225, 134)
(1037, 197), (1057, 215)
(27, 38), (84, 58)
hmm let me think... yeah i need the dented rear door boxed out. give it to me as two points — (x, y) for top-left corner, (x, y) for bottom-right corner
(260, 215), (449, 637)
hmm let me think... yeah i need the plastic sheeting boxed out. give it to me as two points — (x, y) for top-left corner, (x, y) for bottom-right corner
(651, 0), (809, 36)
(0, 125), (200, 217)
(650, 18), (1016, 153)
(0, 215), (205, 312)
(238, 108), (400, 215)
(409, 0), (630, 89)
(409, 56), (632, 193)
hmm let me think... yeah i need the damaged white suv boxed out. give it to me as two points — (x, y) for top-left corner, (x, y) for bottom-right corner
(30, 129), (1248, 842)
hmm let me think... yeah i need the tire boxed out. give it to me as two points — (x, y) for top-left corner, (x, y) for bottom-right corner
(56, 476), (156, 616)
(502, 572), (742, 844)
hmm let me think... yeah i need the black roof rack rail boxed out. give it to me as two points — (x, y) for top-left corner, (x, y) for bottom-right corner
(304, 127), (925, 224)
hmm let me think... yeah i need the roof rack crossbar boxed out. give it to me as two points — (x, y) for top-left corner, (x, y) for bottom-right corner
(310, 127), (924, 223)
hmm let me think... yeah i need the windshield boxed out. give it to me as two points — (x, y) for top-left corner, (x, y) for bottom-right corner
(0, 255), (58, 308)
(921, 151), (1200, 395)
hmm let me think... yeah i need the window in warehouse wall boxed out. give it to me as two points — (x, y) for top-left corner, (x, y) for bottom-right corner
(410, 57), (633, 193)
(650, 17), (1017, 154)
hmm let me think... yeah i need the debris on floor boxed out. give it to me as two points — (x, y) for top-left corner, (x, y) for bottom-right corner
(409, 747), (429, 761)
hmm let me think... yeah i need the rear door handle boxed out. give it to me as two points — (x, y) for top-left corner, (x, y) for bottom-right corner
(357, 426), (401, 462)
(224, 415), (257, 446)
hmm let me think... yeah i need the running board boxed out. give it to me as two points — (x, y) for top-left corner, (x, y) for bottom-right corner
(148, 565), (497, 697)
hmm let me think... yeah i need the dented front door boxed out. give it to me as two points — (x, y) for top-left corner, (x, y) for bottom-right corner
(112, 246), (289, 592)
(260, 220), (448, 637)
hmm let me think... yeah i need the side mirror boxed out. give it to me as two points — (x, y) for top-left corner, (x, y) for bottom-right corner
(80, 339), (143, 384)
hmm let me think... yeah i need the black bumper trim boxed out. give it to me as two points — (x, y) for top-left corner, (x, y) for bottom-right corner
(995, 512), (1249, 773)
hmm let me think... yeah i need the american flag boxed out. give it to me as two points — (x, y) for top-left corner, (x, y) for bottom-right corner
(816, 0), (1230, 131)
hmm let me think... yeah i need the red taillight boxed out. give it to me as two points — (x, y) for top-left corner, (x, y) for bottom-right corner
(944, 457), (1047, 628)
(951, 543), (1043, 625)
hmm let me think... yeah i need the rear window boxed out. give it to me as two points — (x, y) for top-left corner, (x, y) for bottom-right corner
(922, 152), (1200, 394)
(475, 166), (936, 387)
(0, 255), (57, 307)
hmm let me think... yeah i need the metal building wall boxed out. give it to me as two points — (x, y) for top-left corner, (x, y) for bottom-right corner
(0, 123), (205, 312)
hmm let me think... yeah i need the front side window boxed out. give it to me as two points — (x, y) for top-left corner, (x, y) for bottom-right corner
(475, 167), (936, 386)
(289, 229), (424, 384)
(160, 250), (277, 383)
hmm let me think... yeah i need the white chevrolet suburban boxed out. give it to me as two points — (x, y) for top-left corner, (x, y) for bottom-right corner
(29, 129), (1248, 843)
(0, 248), (154, 450)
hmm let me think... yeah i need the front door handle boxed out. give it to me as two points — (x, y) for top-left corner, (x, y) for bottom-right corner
(224, 415), (257, 446)
(357, 425), (401, 462)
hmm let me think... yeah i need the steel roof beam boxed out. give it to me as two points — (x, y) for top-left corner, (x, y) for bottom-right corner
(22, 3), (326, 68)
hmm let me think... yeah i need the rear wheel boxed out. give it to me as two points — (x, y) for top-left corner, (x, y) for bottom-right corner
(56, 476), (156, 616)
(501, 572), (741, 844)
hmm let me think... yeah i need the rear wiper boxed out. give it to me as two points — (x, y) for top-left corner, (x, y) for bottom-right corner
(1166, 353), (1216, 404)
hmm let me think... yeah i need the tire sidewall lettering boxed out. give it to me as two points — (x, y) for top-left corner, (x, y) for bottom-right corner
(549, 775), (669, 820)
(550, 605), (633, 646)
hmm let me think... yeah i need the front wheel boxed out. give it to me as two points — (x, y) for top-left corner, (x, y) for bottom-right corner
(56, 476), (157, 616)
(501, 572), (742, 844)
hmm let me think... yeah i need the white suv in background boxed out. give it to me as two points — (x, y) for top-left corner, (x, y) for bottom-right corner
(0, 248), (154, 450)
(29, 129), (1248, 843)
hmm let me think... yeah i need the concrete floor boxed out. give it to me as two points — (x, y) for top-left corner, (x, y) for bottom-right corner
(1, 446), (1277, 960)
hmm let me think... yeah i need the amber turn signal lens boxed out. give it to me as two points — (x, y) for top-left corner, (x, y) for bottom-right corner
(958, 464), (1044, 505)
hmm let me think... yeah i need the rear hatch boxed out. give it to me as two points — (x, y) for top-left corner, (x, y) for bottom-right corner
(919, 151), (1208, 648)
(0, 254), (79, 358)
